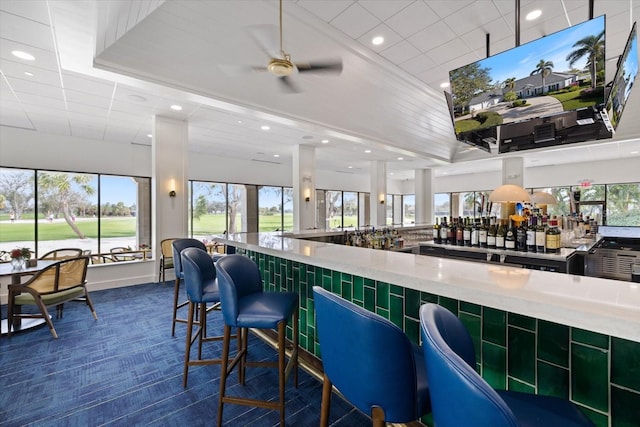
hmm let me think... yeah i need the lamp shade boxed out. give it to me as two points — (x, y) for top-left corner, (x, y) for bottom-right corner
(488, 184), (531, 202)
(530, 191), (557, 205)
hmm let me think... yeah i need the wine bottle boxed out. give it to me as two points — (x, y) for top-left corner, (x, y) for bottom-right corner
(536, 215), (546, 253)
(433, 217), (440, 244)
(440, 217), (448, 244)
(447, 216), (453, 244)
(496, 220), (506, 250)
(463, 217), (471, 246)
(479, 217), (488, 248)
(516, 219), (527, 252)
(545, 219), (561, 253)
(526, 216), (537, 252)
(505, 218), (516, 250)
(487, 217), (497, 249)
(456, 218), (464, 246)
(471, 218), (480, 247)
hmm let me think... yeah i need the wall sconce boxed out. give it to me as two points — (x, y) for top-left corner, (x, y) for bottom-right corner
(379, 194), (385, 204)
(303, 188), (311, 203)
(169, 179), (176, 198)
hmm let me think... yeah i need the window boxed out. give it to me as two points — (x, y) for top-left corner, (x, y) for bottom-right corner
(403, 194), (415, 224)
(282, 188), (294, 231)
(190, 182), (227, 239)
(386, 194), (393, 225)
(606, 183), (640, 226)
(0, 167), (150, 259)
(325, 190), (342, 229)
(434, 193), (450, 222)
(532, 187), (571, 218)
(258, 186), (284, 231)
(342, 192), (358, 229)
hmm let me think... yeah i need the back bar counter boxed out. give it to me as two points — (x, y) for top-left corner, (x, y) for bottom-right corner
(218, 231), (639, 427)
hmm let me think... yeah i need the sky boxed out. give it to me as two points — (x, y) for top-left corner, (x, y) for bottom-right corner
(451, 15), (605, 86)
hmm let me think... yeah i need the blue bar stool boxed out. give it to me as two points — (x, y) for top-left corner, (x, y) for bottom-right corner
(215, 254), (299, 426)
(419, 303), (595, 427)
(180, 247), (238, 388)
(171, 238), (206, 336)
(313, 286), (431, 427)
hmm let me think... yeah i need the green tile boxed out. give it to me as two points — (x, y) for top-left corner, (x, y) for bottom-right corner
(572, 328), (609, 349)
(538, 320), (569, 368)
(376, 307), (389, 320)
(421, 292), (438, 304)
(364, 278), (375, 288)
(376, 282), (390, 310)
(508, 326), (535, 384)
(322, 274), (332, 290)
(508, 377), (535, 393)
(405, 317), (419, 344)
(611, 385), (640, 427)
(537, 361), (569, 399)
(404, 288), (420, 320)
(314, 267), (323, 286)
(507, 313), (536, 331)
(390, 295), (404, 329)
(483, 307), (506, 346)
(460, 312), (481, 358)
(340, 280), (352, 301)
(331, 273), (341, 294)
(482, 341), (506, 389)
(579, 406), (608, 427)
(390, 284), (403, 296)
(460, 301), (481, 315)
(571, 342), (609, 412)
(364, 287), (375, 312)
(611, 337), (640, 392)
(353, 276), (364, 302)
(439, 296), (458, 315)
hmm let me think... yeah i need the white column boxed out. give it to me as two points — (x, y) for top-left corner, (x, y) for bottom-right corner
(152, 116), (188, 251)
(293, 145), (316, 232)
(370, 161), (387, 227)
(502, 157), (524, 186)
(415, 168), (434, 224)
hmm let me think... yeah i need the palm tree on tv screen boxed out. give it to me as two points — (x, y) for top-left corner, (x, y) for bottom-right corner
(566, 30), (605, 89)
(530, 59), (554, 94)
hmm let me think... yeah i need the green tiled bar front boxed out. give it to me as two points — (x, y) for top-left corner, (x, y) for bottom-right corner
(246, 250), (640, 427)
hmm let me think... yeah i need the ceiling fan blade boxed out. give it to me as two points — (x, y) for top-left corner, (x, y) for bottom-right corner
(296, 59), (343, 74)
(278, 76), (301, 94)
(246, 24), (281, 59)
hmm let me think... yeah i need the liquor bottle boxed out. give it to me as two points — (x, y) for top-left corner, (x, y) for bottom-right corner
(487, 217), (497, 249)
(447, 216), (453, 244)
(505, 218), (516, 250)
(471, 218), (480, 247)
(526, 216), (537, 252)
(545, 219), (561, 253)
(440, 217), (448, 244)
(463, 217), (472, 246)
(536, 215), (546, 253)
(496, 220), (506, 250)
(516, 219), (527, 252)
(479, 217), (488, 248)
(433, 217), (440, 244)
(456, 218), (464, 246)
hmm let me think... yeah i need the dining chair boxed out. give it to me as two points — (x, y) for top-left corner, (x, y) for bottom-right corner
(419, 303), (595, 427)
(180, 247), (238, 387)
(109, 247), (135, 262)
(158, 238), (177, 283)
(313, 286), (431, 427)
(7, 256), (97, 338)
(171, 238), (207, 336)
(39, 247), (84, 260)
(215, 254), (299, 427)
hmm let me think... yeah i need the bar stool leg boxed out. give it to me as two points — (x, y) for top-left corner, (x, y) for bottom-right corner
(217, 324), (232, 427)
(183, 300), (196, 388)
(172, 277), (180, 336)
(320, 373), (332, 427)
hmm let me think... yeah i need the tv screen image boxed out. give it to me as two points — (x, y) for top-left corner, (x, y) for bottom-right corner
(604, 22), (638, 131)
(449, 15), (606, 138)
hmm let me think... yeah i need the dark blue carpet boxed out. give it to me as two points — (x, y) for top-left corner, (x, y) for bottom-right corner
(0, 282), (370, 426)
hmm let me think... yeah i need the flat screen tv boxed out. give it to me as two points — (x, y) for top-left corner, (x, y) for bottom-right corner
(448, 15), (607, 147)
(603, 22), (638, 132)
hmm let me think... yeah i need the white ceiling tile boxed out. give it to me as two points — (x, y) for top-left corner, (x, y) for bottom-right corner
(425, 38), (470, 68)
(0, 0), (50, 25)
(0, 39), (60, 72)
(330, 2), (380, 39)
(296, 0), (353, 22)
(407, 20), (457, 53)
(15, 92), (67, 110)
(384, 1), (438, 38)
(400, 53), (435, 75)
(0, 107), (34, 129)
(358, 0), (413, 21)
(7, 76), (64, 99)
(62, 72), (115, 98)
(64, 89), (112, 109)
(356, 23), (403, 53)
(0, 11), (54, 52)
(0, 58), (62, 86)
(71, 125), (107, 140)
(29, 113), (71, 135)
(425, 0), (476, 19)
(379, 40), (421, 65)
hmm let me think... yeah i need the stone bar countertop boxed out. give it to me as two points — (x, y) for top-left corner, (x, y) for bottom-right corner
(217, 232), (640, 342)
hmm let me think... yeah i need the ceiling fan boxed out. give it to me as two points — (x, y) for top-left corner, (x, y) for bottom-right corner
(248, 0), (343, 93)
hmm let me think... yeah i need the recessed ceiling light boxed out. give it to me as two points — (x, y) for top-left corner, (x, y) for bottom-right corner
(440, 82), (450, 88)
(128, 94), (147, 102)
(24, 71), (33, 76)
(372, 36), (384, 46)
(397, 157), (404, 160)
(237, 120), (242, 124)
(321, 139), (329, 144)
(261, 125), (271, 131)
(12, 50), (35, 61)
(389, 172), (394, 175)
(348, 166), (353, 169)
(526, 9), (542, 21)
(273, 154), (280, 158)
(147, 134), (152, 138)
(631, 151), (639, 154)
(364, 149), (371, 153)
(170, 104), (182, 111)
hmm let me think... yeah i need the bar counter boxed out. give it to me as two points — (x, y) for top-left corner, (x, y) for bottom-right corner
(217, 231), (639, 426)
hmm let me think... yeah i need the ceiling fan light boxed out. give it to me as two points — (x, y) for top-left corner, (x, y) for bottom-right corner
(268, 58), (294, 76)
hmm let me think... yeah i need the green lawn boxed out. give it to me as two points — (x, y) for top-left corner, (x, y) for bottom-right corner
(549, 88), (603, 111)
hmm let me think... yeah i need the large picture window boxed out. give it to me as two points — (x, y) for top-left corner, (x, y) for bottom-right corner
(0, 167), (150, 261)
